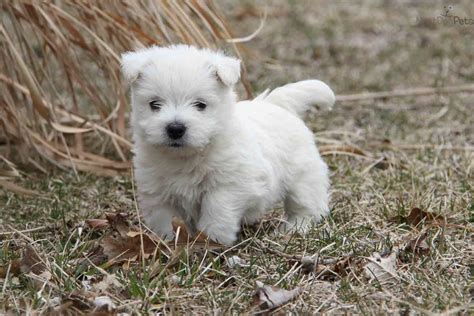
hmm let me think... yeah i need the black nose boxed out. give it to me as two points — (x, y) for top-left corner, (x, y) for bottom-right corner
(166, 122), (186, 139)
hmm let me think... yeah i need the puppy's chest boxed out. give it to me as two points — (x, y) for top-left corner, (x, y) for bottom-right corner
(154, 165), (215, 210)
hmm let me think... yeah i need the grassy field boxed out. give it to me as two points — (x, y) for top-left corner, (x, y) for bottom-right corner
(1, 1), (473, 314)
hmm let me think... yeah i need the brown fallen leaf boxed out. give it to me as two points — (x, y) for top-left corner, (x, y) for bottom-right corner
(0, 244), (47, 278)
(105, 212), (130, 235)
(0, 258), (21, 278)
(399, 232), (431, 262)
(83, 213), (158, 264)
(20, 245), (47, 275)
(252, 281), (302, 311)
(364, 252), (398, 285)
(391, 207), (444, 227)
(405, 207), (443, 226)
(100, 230), (159, 262)
(333, 256), (353, 276)
(88, 214), (221, 245)
(85, 212), (129, 231)
(373, 157), (392, 170)
(406, 232), (430, 255)
(301, 256), (356, 281)
(172, 218), (223, 248)
(87, 213), (224, 266)
(85, 219), (109, 230)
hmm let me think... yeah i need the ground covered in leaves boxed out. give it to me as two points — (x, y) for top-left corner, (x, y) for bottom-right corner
(1, 1), (473, 314)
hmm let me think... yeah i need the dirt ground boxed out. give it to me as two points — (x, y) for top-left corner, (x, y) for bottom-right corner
(1, 1), (473, 314)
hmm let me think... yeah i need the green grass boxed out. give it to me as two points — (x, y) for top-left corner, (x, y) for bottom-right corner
(1, 1), (474, 314)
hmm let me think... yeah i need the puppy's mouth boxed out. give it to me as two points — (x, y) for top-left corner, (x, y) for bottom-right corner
(168, 142), (184, 148)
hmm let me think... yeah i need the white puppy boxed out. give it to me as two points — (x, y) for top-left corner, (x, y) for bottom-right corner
(122, 45), (335, 246)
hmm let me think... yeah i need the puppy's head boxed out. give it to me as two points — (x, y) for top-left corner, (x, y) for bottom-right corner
(122, 45), (240, 154)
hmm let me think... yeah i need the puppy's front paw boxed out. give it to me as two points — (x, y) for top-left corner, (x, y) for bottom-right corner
(209, 232), (237, 246)
(198, 225), (237, 246)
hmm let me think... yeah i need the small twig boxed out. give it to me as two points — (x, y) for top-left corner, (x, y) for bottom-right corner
(337, 83), (474, 102)
(226, 6), (267, 43)
(0, 226), (48, 236)
(130, 167), (147, 269)
(1, 261), (11, 296)
(380, 143), (474, 151)
(273, 261), (301, 287)
(320, 151), (374, 160)
(361, 156), (387, 175)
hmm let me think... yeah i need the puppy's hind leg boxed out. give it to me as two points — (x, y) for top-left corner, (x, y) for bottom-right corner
(282, 166), (329, 234)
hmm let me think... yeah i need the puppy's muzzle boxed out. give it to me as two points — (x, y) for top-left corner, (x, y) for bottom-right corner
(166, 122), (186, 140)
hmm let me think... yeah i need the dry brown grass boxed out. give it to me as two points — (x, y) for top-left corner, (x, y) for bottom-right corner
(0, 0), (252, 178)
(1, 1), (473, 314)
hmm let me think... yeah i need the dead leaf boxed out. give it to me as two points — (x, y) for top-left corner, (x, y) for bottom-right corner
(300, 256), (355, 280)
(364, 252), (398, 284)
(85, 213), (224, 267)
(1, 245), (46, 277)
(172, 218), (208, 244)
(19, 245), (46, 275)
(80, 245), (108, 269)
(85, 214), (154, 264)
(85, 213), (129, 231)
(374, 157), (391, 170)
(333, 256), (353, 276)
(85, 219), (109, 230)
(104, 212), (130, 235)
(391, 207), (444, 227)
(405, 207), (442, 226)
(50, 121), (92, 134)
(252, 281), (302, 311)
(172, 218), (224, 249)
(100, 231), (158, 262)
(0, 258), (21, 278)
(399, 232), (431, 262)
(406, 233), (430, 255)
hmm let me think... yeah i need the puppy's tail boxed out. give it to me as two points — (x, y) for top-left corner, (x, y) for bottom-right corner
(257, 80), (335, 117)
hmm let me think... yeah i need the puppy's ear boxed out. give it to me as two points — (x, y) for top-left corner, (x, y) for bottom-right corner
(121, 49), (154, 83)
(214, 55), (241, 87)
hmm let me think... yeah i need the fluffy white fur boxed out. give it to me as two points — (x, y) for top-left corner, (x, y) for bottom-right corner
(122, 45), (335, 246)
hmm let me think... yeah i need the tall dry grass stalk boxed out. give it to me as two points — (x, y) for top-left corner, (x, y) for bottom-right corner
(0, 0), (251, 177)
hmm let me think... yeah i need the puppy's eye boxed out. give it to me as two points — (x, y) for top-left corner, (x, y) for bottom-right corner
(193, 101), (207, 111)
(149, 100), (163, 111)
